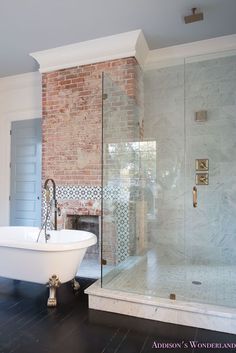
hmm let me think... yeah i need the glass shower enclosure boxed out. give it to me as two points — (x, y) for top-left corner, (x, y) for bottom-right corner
(101, 50), (236, 309)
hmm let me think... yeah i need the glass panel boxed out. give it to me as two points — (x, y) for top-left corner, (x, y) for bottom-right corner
(185, 50), (236, 307)
(101, 70), (143, 286)
(101, 52), (236, 309)
(142, 62), (186, 299)
(101, 61), (187, 300)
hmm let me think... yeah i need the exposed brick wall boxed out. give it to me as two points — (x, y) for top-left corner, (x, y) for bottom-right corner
(42, 57), (138, 186)
(57, 199), (100, 230)
(42, 57), (142, 265)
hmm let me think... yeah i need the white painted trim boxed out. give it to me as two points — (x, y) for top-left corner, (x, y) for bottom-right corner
(30, 30), (149, 73)
(134, 30), (149, 68)
(185, 48), (236, 63)
(30, 31), (236, 73)
(145, 33), (236, 69)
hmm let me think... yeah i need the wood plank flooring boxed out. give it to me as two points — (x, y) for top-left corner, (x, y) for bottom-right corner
(0, 278), (234, 353)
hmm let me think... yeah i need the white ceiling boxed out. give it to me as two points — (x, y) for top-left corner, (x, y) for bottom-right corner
(1, 0), (236, 77)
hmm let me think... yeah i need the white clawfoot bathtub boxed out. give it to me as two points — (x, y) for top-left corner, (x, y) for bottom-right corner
(0, 227), (97, 306)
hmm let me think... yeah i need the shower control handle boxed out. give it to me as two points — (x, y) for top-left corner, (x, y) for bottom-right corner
(193, 186), (197, 208)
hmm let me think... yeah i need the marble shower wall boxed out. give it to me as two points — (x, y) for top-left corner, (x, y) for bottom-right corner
(144, 52), (236, 265)
(144, 64), (185, 263)
(185, 53), (236, 265)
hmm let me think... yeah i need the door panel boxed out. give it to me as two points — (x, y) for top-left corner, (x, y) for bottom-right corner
(10, 119), (42, 227)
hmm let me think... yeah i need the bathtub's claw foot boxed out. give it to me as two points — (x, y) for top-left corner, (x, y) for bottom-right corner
(47, 297), (57, 307)
(47, 275), (61, 307)
(71, 278), (80, 291)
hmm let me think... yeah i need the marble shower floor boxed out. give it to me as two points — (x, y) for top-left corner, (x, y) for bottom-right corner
(78, 258), (114, 279)
(103, 251), (236, 309)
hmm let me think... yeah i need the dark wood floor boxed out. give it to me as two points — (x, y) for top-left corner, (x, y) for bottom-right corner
(0, 278), (234, 353)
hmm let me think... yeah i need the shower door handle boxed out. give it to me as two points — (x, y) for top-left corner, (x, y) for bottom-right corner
(193, 186), (197, 208)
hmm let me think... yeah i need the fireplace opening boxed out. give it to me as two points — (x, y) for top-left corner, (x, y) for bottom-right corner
(66, 215), (100, 260)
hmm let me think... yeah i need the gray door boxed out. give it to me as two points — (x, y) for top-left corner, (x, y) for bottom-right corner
(10, 119), (42, 226)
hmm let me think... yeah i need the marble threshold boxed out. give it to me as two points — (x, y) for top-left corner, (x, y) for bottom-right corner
(85, 280), (236, 335)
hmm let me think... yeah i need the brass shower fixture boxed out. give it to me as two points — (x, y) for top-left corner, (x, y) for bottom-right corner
(184, 7), (204, 24)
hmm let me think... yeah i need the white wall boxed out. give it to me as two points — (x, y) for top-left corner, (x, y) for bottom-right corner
(0, 72), (42, 225)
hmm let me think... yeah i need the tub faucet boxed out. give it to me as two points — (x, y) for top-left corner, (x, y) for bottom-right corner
(44, 178), (59, 230)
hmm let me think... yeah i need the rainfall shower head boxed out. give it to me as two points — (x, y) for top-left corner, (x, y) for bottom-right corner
(184, 7), (204, 24)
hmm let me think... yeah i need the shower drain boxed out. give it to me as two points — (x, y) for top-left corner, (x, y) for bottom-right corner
(192, 281), (202, 285)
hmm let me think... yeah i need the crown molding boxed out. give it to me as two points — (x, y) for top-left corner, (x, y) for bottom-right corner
(145, 33), (236, 70)
(30, 30), (149, 73)
(30, 31), (236, 73)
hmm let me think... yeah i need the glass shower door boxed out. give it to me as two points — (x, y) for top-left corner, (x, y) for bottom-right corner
(101, 62), (189, 300)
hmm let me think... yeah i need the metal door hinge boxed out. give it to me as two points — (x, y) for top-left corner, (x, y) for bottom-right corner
(102, 93), (108, 100)
(9, 196), (11, 201)
(101, 258), (107, 265)
(10, 130), (12, 135)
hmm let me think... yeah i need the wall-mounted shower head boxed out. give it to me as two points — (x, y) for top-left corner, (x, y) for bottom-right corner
(184, 7), (204, 24)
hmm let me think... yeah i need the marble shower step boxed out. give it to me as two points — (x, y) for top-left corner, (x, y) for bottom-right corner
(85, 280), (236, 334)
